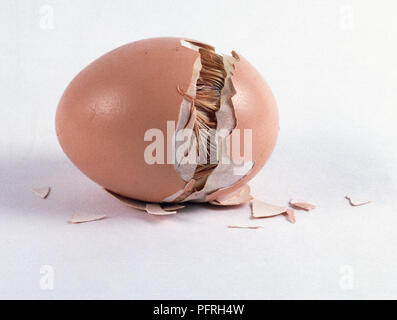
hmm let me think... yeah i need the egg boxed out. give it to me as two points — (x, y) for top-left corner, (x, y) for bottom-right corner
(56, 37), (279, 203)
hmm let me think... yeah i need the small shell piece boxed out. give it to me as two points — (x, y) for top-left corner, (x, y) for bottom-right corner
(228, 225), (261, 229)
(289, 199), (316, 211)
(106, 189), (184, 212)
(106, 189), (146, 211)
(32, 187), (51, 199)
(146, 203), (177, 216)
(285, 208), (296, 224)
(345, 196), (371, 207)
(210, 184), (253, 206)
(250, 199), (288, 218)
(69, 212), (106, 224)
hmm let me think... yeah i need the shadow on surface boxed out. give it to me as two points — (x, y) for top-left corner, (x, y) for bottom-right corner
(0, 153), (227, 223)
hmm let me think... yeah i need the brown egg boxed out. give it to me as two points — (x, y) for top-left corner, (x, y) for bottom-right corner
(56, 37), (279, 203)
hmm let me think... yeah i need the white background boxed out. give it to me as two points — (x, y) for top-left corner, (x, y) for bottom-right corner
(1, 0), (397, 299)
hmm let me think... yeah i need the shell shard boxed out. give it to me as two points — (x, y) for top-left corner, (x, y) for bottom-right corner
(161, 203), (186, 211)
(209, 184), (252, 206)
(228, 225), (261, 229)
(250, 199), (288, 218)
(289, 199), (316, 211)
(285, 208), (296, 224)
(32, 187), (51, 199)
(345, 196), (371, 207)
(146, 203), (177, 215)
(105, 189), (147, 211)
(69, 212), (106, 224)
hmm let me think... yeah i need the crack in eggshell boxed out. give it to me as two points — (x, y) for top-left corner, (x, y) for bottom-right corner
(173, 179), (196, 203)
(170, 42), (258, 204)
(171, 41), (276, 204)
(176, 49), (253, 202)
(164, 179), (196, 203)
(181, 39), (216, 51)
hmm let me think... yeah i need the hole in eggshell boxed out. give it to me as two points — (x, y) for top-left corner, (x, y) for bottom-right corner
(178, 44), (228, 193)
(166, 40), (253, 203)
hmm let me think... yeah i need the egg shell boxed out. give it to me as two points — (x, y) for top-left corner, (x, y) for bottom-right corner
(56, 37), (279, 203)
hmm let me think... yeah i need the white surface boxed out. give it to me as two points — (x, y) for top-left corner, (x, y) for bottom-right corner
(1, 0), (397, 299)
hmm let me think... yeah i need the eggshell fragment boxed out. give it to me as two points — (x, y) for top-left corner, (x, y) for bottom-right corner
(56, 38), (279, 204)
(209, 184), (253, 206)
(170, 179), (196, 203)
(146, 203), (177, 216)
(289, 199), (316, 211)
(69, 212), (106, 224)
(106, 189), (184, 212)
(250, 199), (288, 218)
(32, 187), (51, 199)
(161, 203), (186, 211)
(228, 225), (261, 229)
(285, 208), (296, 224)
(105, 189), (146, 211)
(345, 196), (371, 207)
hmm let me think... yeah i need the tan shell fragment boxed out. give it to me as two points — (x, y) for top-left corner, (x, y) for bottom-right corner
(69, 212), (107, 224)
(289, 200), (316, 211)
(32, 187), (51, 199)
(285, 208), (296, 224)
(209, 184), (253, 206)
(250, 199), (288, 218)
(345, 196), (371, 207)
(173, 179), (196, 203)
(161, 203), (186, 211)
(228, 225), (261, 229)
(146, 203), (177, 216)
(106, 189), (146, 211)
(106, 189), (184, 212)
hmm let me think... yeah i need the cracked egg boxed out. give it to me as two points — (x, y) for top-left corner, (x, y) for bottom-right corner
(56, 37), (279, 204)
